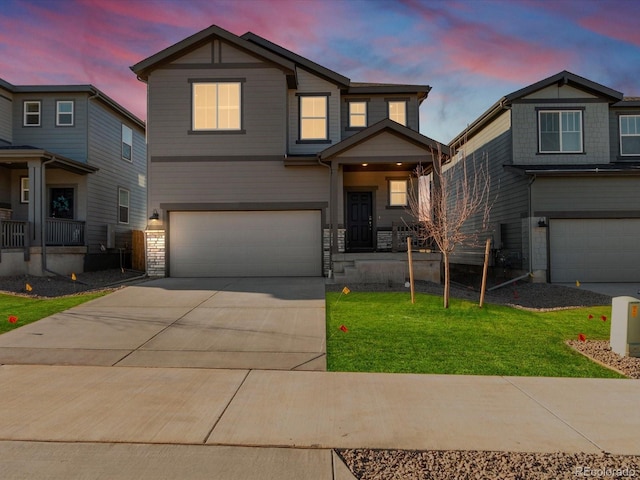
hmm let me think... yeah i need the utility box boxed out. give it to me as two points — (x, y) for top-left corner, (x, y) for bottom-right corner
(610, 296), (640, 357)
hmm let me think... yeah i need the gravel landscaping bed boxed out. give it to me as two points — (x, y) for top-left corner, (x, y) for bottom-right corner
(337, 449), (640, 480)
(0, 269), (146, 298)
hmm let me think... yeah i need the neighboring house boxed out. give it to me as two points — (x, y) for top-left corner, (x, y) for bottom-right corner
(448, 71), (640, 283)
(131, 24), (447, 280)
(0, 78), (146, 276)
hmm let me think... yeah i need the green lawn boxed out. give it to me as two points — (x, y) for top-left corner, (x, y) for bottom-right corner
(326, 291), (622, 378)
(1, 292), (107, 334)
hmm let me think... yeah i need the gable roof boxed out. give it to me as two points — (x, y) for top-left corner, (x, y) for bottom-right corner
(318, 118), (450, 161)
(242, 31), (351, 87)
(0, 78), (144, 129)
(131, 25), (297, 85)
(449, 71), (624, 149)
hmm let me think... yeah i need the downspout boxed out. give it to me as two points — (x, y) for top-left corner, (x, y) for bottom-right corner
(317, 156), (332, 277)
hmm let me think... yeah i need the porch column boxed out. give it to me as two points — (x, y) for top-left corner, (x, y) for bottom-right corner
(27, 160), (43, 246)
(331, 161), (340, 254)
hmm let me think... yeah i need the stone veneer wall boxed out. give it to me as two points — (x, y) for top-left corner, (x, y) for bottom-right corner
(146, 229), (166, 277)
(323, 228), (345, 276)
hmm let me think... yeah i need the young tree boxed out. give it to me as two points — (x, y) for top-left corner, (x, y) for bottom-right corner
(407, 147), (493, 308)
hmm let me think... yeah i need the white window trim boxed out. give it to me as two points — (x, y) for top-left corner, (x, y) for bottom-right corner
(388, 100), (407, 126)
(122, 124), (133, 162)
(349, 101), (367, 128)
(192, 82), (242, 131)
(20, 177), (29, 203)
(118, 187), (130, 224)
(56, 100), (74, 126)
(23, 101), (41, 127)
(299, 95), (329, 140)
(388, 179), (408, 207)
(620, 114), (640, 156)
(538, 110), (583, 153)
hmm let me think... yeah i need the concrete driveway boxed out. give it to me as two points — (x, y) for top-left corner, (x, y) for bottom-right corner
(0, 277), (327, 371)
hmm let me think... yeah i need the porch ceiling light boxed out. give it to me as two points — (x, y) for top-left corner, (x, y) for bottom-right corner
(362, 163), (368, 167)
(396, 162), (402, 166)
(149, 209), (160, 220)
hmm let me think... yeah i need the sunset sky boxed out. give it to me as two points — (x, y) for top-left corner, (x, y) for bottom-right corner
(2, 0), (639, 143)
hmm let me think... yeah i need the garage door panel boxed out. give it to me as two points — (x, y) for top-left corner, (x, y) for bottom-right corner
(170, 211), (321, 277)
(550, 219), (640, 282)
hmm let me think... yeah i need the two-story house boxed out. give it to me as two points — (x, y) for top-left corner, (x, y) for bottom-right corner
(0, 78), (146, 276)
(448, 71), (640, 283)
(132, 24), (447, 280)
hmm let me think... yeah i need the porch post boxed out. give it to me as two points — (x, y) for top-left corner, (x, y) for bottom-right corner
(331, 161), (339, 254)
(27, 160), (43, 246)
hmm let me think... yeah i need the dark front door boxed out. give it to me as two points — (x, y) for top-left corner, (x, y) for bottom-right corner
(346, 191), (374, 251)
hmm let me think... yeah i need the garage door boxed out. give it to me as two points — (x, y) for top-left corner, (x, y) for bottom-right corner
(169, 211), (322, 277)
(550, 219), (640, 282)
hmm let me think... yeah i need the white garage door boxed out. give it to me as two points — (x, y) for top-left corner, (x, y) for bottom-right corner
(550, 219), (640, 282)
(170, 211), (322, 277)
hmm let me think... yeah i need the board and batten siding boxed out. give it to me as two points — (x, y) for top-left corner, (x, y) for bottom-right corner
(0, 88), (12, 144)
(86, 100), (146, 254)
(12, 92), (88, 162)
(287, 68), (341, 156)
(147, 44), (287, 158)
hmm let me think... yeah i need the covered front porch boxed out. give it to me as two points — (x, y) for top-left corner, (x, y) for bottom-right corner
(0, 147), (97, 276)
(317, 119), (448, 283)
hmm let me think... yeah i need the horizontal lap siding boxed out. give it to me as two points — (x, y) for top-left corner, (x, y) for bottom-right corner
(87, 103), (146, 253)
(12, 93), (88, 162)
(150, 161), (329, 206)
(148, 67), (286, 158)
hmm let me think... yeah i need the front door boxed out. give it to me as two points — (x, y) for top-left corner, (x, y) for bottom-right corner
(346, 191), (374, 251)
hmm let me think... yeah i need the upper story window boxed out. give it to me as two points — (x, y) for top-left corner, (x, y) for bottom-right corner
(192, 82), (241, 131)
(538, 110), (583, 153)
(349, 101), (367, 128)
(389, 179), (408, 207)
(118, 187), (130, 224)
(388, 101), (407, 126)
(299, 95), (328, 140)
(56, 100), (74, 126)
(122, 124), (133, 162)
(23, 101), (41, 126)
(620, 115), (640, 156)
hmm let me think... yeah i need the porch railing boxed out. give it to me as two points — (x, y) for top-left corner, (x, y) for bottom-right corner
(391, 222), (436, 252)
(1, 220), (28, 248)
(46, 218), (85, 246)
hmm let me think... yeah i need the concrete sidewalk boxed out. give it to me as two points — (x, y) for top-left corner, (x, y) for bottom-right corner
(1, 277), (639, 478)
(1, 364), (639, 478)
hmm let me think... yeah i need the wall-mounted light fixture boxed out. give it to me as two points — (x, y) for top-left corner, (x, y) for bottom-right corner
(538, 217), (547, 227)
(149, 209), (159, 221)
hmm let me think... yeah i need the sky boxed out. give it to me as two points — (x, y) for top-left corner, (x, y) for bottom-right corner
(1, 0), (639, 143)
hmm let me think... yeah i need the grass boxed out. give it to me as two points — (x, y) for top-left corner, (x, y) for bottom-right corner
(0, 292), (107, 334)
(326, 291), (623, 378)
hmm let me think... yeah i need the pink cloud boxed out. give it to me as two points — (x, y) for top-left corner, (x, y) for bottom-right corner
(579, 12), (640, 47)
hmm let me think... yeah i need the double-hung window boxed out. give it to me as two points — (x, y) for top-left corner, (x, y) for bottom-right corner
(538, 110), (583, 153)
(192, 82), (241, 131)
(56, 100), (74, 126)
(24, 101), (41, 126)
(620, 115), (640, 156)
(389, 179), (408, 207)
(122, 124), (133, 161)
(349, 101), (367, 128)
(388, 101), (407, 126)
(118, 188), (130, 224)
(299, 95), (328, 140)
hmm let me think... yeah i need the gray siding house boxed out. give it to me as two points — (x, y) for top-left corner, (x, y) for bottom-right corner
(132, 25), (447, 280)
(0, 78), (146, 276)
(448, 71), (640, 283)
